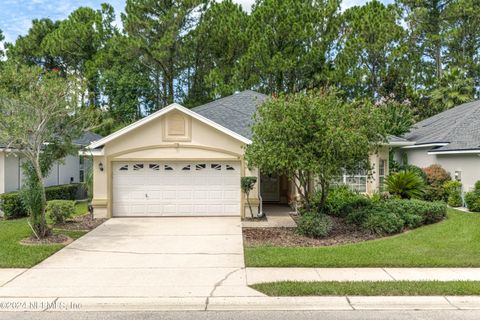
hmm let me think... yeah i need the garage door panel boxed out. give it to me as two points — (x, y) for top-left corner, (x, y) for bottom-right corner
(113, 161), (241, 217)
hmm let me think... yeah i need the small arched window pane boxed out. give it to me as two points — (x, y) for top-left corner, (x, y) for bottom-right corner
(164, 165), (174, 171)
(133, 164), (144, 171)
(119, 165), (129, 171)
(196, 164), (206, 170)
(211, 164), (221, 170)
(149, 164), (160, 171)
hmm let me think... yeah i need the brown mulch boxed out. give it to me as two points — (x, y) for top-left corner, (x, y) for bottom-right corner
(20, 234), (73, 246)
(243, 216), (378, 247)
(53, 214), (107, 231)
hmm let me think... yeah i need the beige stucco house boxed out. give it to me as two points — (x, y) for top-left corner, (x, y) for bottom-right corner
(86, 91), (407, 219)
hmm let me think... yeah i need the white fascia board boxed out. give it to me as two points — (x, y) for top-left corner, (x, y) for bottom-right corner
(79, 149), (104, 156)
(402, 143), (449, 149)
(87, 103), (251, 149)
(428, 149), (480, 155)
(388, 141), (416, 147)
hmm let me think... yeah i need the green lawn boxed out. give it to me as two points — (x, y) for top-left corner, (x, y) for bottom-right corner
(252, 281), (480, 296)
(245, 209), (480, 267)
(0, 203), (89, 268)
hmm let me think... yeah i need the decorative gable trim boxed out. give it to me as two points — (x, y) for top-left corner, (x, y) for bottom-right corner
(87, 103), (251, 149)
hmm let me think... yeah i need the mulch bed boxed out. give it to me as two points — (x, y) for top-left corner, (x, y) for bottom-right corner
(243, 216), (378, 247)
(53, 214), (107, 231)
(20, 234), (72, 246)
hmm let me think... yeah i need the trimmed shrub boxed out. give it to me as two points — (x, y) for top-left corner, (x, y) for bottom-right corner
(322, 185), (371, 217)
(465, 192), (480, 212)
(444, 180), (463, 207)
(296, 211), (333, 238)
(346, 198), (447, 232)
(422, 164), (451, 201)
(361, 209), (404, 235)
(46, 200), (75, 224)
(384, 170), (425, 199)
(45, 184), (80, 201)
(0, 184), (80, 220)
(0, 192), (26, 219)
(463, 180), (480, 212)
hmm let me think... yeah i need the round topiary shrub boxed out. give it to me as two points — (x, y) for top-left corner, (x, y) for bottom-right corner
(296, 211), (333, 238)
(46, 200), (75, 224)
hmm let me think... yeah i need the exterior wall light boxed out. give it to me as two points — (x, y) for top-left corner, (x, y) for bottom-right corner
(99, 162), (104, 172)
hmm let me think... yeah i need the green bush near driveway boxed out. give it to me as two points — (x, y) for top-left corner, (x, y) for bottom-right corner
(46, 200), (76, 224)
(0, 183), (81, 219)
(296, 211), (333, 238)
(252, 281), (480, 296)
(245, 208), (479, 267)
(0, 192), (25, 219)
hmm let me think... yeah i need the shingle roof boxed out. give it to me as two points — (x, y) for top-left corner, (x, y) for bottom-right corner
(192, 90), (269, 140)
(73, 131), (103, 146)
(404, 100), (480, 151)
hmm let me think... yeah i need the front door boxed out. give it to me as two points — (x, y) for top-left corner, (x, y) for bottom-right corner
(260, 174), (280, 202)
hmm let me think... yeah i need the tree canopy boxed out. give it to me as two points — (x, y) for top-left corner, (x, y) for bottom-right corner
(1, 0), (478, 132)
(245, 90), (387, 211)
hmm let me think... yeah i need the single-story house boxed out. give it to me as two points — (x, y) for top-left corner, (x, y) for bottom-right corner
(0, 132), (102, 195)
(86, 90), (408, 219)
(394, 100), (480, 192)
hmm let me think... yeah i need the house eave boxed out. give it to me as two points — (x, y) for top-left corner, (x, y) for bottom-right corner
(427, 149), (480, 155)
(402, 142), (449, 149)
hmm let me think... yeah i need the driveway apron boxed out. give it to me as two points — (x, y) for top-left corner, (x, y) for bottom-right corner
(0, 217), (262, 298)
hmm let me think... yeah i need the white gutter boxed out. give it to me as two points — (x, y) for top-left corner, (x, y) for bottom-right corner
(402, 143), (449, 149)
(79, 149), (104, 156)
(388, 141), (416, 147)
(428, 149), (480, 155)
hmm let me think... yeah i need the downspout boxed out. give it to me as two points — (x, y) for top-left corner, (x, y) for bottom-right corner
(257, 175), (264, 217)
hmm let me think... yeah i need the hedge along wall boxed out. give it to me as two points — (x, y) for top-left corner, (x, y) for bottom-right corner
(0, 183), (83, 219)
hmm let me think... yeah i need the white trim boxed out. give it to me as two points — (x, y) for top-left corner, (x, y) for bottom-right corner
(388, 141), (416, 147)
(428, 149), (480, 155)
(87, 103), (251, 149)
(402, 143), (449, 149)
(79, 149), (104, 156)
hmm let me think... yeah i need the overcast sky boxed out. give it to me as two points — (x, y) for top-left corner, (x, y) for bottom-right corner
(0, 0), (392, 44)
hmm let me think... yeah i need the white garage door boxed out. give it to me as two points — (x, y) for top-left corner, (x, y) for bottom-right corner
(112, 161), (241, 217)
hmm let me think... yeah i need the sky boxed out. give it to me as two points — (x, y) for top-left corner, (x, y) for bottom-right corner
(0, 0), (392, 45)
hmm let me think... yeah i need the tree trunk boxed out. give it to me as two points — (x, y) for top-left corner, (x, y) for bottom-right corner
(31, 161), (49, 238)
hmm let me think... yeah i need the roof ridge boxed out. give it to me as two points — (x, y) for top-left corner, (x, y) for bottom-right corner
(191, 90), (267, 111)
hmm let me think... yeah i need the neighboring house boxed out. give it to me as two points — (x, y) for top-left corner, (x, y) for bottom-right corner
(86, 90), (408, 219)
(0, 132), (102, 195)
(395, 100), (480, 191)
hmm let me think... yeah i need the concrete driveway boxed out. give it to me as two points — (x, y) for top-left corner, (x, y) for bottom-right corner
(0, 217), (262, 299)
